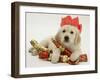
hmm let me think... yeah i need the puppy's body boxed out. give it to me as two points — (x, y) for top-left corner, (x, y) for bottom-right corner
(31, 25), (82, 63)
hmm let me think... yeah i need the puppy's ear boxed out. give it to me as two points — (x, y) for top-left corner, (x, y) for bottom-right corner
(74, 32), (81, 45)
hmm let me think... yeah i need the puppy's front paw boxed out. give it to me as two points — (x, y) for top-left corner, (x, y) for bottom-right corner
(70, 52), (80, 61)
(51, 54), (59, 63)
(51, 48), (60, 63)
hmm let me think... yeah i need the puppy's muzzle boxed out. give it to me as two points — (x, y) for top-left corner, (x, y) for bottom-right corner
(64, 36), (69, 42)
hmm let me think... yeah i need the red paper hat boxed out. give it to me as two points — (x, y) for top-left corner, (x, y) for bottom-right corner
(61, 16), (82, 33)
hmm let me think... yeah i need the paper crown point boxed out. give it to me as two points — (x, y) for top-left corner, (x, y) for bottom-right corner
(61, 16), (82, 33)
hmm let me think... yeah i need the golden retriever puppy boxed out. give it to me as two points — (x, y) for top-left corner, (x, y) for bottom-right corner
(40, 25), (81, 63)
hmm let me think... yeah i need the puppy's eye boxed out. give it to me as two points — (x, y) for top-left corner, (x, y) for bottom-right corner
(62, 30), (66, 33)
(70, 31), (74, 34)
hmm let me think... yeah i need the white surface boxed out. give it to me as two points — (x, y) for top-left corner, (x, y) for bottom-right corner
(20, 5), (95, 74)
(0, 0), (100, 80)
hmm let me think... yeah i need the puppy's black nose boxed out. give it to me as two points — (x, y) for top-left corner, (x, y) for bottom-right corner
(64, 36), (69, 42)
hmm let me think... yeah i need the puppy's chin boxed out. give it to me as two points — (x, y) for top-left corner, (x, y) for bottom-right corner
(63, 43), (70, 48)
(61, 40), (70, 48)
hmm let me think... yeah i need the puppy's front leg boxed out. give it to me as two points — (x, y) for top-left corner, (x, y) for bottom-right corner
(48, 40), (61, 63)
(70, 50), (81, 61)
(51, 48), (60, 63)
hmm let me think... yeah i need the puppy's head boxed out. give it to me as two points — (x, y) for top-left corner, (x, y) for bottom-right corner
(56, 25), (81, 48)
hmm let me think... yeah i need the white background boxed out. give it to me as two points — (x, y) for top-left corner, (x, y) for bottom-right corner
(26, 12), (90, 67)
(0, 0), (100, 80)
